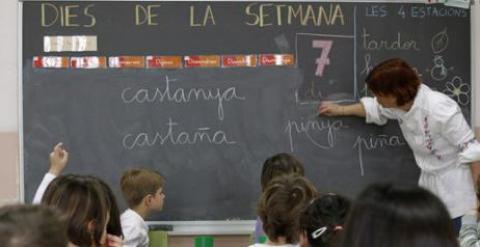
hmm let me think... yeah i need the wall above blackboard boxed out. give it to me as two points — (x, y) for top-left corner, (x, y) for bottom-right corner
(22, 1), (470, 227)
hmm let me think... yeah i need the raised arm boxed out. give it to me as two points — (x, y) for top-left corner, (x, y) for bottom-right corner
(32, 143), (69, 204)
(47, 142), (69, 176)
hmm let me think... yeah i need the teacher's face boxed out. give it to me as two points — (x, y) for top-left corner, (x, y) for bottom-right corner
(375, 94), (398, 108)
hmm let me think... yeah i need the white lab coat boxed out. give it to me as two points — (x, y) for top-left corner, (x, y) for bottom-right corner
(361, 84), (479, 218)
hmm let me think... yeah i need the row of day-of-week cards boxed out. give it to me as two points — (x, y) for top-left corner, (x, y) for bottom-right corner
(32, 54), (294, 69)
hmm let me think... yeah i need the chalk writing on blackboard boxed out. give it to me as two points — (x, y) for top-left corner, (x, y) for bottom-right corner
(285, 119), (346, 152)
(122, 118), (236, 150)
(353, 135), (406, 176)
(120, 76), (245, 121)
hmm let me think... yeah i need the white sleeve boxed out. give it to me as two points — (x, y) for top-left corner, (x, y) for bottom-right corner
(459, 140), (480, 163)
(32, 173), (57, 204)
(122, 227), (149, 247)
(434, 99), (477, 164)
(121, 216), (149, 247)
(360, 97), (388, 125)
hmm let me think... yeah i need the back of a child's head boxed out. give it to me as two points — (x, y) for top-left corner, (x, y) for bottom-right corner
(341, 183), (458, 247)
(0, 204), (68, 247)
(41, 174), (110, 247)
(300, 194), (351, 247)
(261, 153), (305, 191)
(120, 168), (165, 208)
(258, 174), (317, 244)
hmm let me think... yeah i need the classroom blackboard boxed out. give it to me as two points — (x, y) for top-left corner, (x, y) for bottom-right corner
(22, 1), (471, 222)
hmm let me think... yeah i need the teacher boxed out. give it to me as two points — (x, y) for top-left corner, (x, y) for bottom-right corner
(318, 58), (480, 233)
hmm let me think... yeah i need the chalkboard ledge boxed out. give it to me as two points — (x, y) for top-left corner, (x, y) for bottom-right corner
(146, 221), (255, 235)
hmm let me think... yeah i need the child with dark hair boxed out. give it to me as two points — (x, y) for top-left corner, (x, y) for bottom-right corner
(299, 194), (350, 247)
(319, 58), (480, 233)
(32, 143), (123, 246)
(42, 174), (119, 247)
(341, 183), (458, 247)
(250, 175), (317, 247)
(254, 153), (305, 243)
(0, 204), (68, 247)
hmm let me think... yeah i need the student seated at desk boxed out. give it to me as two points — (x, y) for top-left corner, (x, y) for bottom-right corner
(249, 175), (317, 247)
(299, 194), (350, 247)
(42, 174), (122, 247)
(341, 183), (458, 247)
(254, 153), (305, 243)
(120, 168), (165, 247)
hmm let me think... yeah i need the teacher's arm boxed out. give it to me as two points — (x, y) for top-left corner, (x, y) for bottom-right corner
(318, 97), (389, 126)
(318, 102), (366, 117)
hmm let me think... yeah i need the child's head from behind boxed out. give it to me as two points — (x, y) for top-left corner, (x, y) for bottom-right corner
(261, 153), (305, 192)
(342, 183), (458, 247)
(300, 194), (351, 247)
(0, 204), (68, 247)
(41, 174), (110, 247)
(120, 168), (165, 211)
(258, 175), (317, 244)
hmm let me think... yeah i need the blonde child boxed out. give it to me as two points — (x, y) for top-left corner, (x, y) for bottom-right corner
(120, 168), (165, 247)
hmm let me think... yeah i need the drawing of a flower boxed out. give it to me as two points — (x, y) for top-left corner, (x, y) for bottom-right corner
(443, 76), (470, 106)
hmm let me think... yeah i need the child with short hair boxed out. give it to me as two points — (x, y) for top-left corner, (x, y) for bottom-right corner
(299, 194), (351, 247)
(254, 153), (305, 243)
(249, 175), (317, 247)
(0, 204), (68, 247)
(120, 168), (165, 247)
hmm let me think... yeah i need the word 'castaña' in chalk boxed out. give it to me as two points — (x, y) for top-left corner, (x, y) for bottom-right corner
(122, 118), (236, 149)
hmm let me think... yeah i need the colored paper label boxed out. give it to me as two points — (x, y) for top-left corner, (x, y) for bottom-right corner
(44, 36), (97, 52)
(259, 54), (294, 66)
(32, 56), (69, 68)
(109, 56), (145, 68)
(184, 55), (220, 68)
(70, 57), (107, 69)
(147, 56), (183, 69)
(222, 55), (257, 68)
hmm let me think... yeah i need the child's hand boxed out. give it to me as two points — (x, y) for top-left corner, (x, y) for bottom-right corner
(106, 234), (123, 247)
(48, 142), (69, 176)
(317, 101), (344, 116)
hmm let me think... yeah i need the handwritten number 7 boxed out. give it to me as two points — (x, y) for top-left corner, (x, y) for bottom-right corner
(313, 40), (333, 77)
